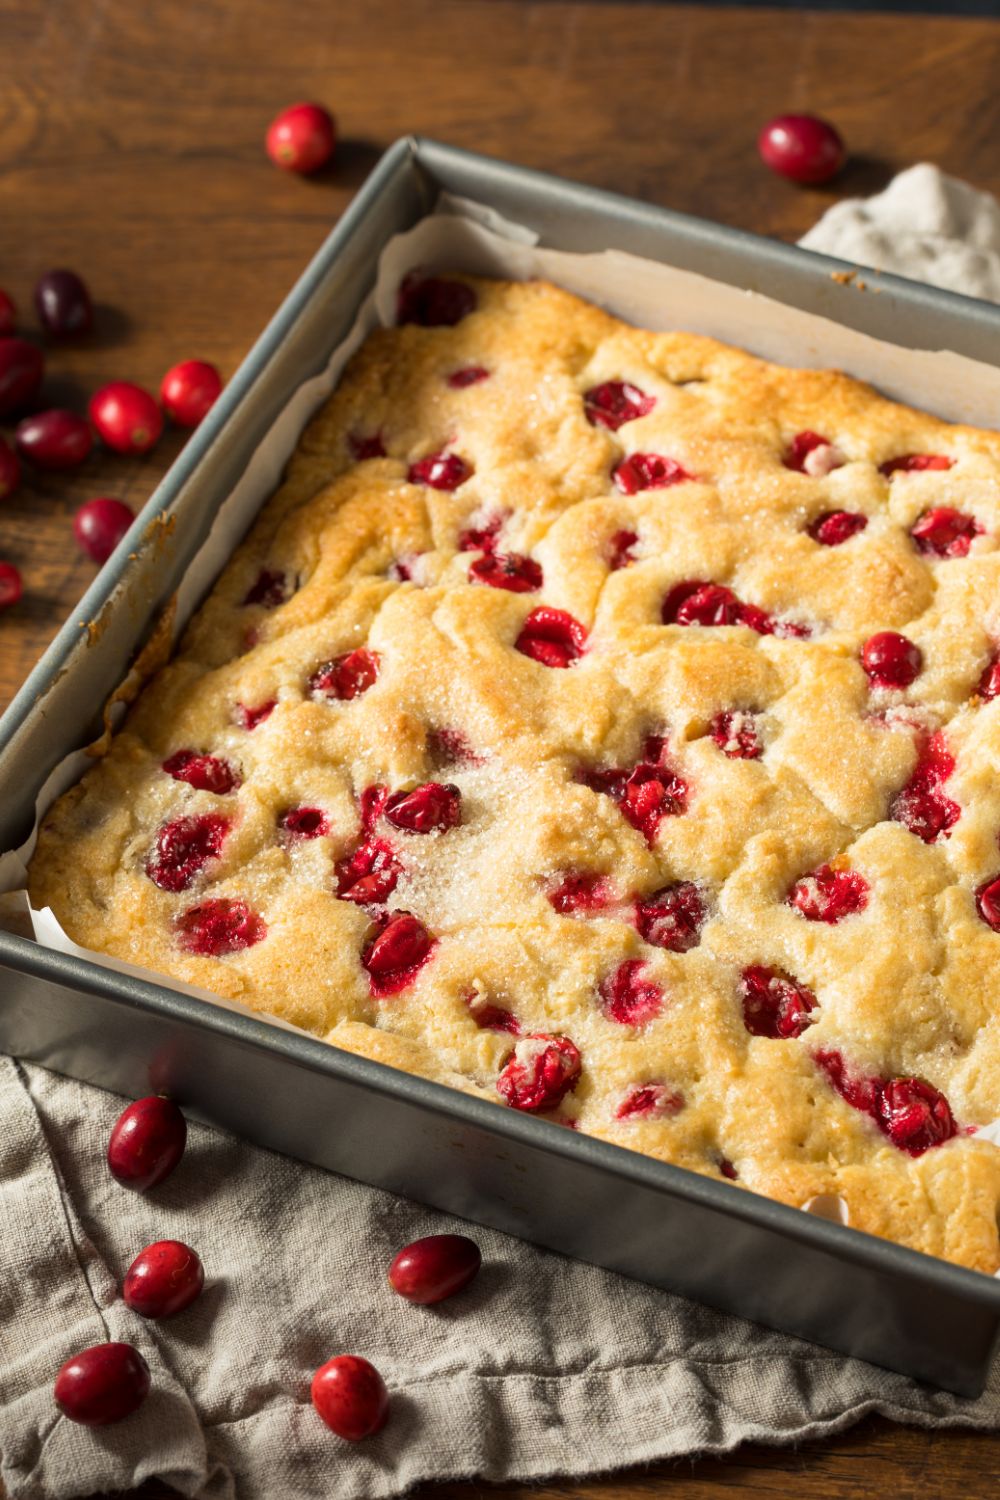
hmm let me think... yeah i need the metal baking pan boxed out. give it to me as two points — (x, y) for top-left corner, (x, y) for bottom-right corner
(3, 136), (1000, 1397)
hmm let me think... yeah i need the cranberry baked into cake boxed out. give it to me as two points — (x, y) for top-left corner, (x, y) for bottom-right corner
(30, 275), (1000, 1272)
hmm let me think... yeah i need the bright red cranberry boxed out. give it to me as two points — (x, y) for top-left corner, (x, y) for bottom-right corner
(890, 736), (959, 843)
(608, 528), (638, 570)
(635, 882), (705, 951)
(54, 1342), (150, 1426)
(123, 1239), (204, 1319)
(89, 382), (163, 456)
(458, 513), (504, 553)
(175, 898), (267, 956)
(612, 453), (691, 494)
(349, 431), (386, 461)
(616, 1083), (684, 1120)
(758, 114), (846, 185)
(496, 1033), (582, 1112)
(0, 561), (21, 610)
(880, 453), (954, 477)
(784, 431), (845, 474)
(359, 785), (391, 832)
(813, 1047), (877, 1113)
(407, 450), (472, 491)
(515, 606), (587, 667)
(146, 813), (229, 893)
(975, 876), (1000, 931)
(312, 1354), (389, 1441)
(466, 991), (521, 1033)
(0, 338), (44, 416)
(335, 839), (402, 905)
(740, 964), (817, 1039)
(362, 911), (435, 996)
(243, 568), (288, 607)
(162, 749), (240, 794)
(447, 365), (489, 388)
(0, 439), (20, 500)
(0, 289), (14, 334)
(160, 359), (222, 428)
(235, 699), (276, 731)
(280, 806), (329, 840)
(583, 381), (656, 431)
(468, 552), (542, 592)
(977, 656), (1000, 702)
(383, 782), (461, 834)
(16, 409), (92, 471)
(388, 1233), (481, 1304)
(309, 648), (380, 701)
(876, 1076), (956, 1155)
(910, 507), (980, 559)
(107, 1095), (187, 1191)
(862, 631), (922, 690)
(266, 101), (336, 173)
(548, 871), (613, 915)
(808, 510), (867, 546)
(397, 274), (477, 328)
(599, 959), (663, 1026)
(73, 497), (134, 563)
(620, 762), (688, 842)
(662, 580), (772, 633)
(35, 269), (93, 338)
(788, 864), (869, 923)
(710, 709), (761, 760)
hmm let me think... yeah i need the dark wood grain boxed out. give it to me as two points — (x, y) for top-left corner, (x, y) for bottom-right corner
(3, 2), (1000, 1496)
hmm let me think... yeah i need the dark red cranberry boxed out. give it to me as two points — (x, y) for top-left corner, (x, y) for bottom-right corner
(719, 1157), (738, 1181)
(468, 552), (542, 592)
(74, 497), (134, 563)
(312, 1354), (389, 1441)
(160, 360), (222, 428)
(397, 274), (476, 328)
(383, 782), (461, 834)
(407, 450), (472, 491)
(89, 382), (163, 455)
(548, 871), (613, 914)
(662, 580), (772, 633)
(280, 806), (329, 840)
(975, 876), (1000, 931)
(813, 1047), (877, 1114)
(599, 959), (663, 1026)
(388, 1233), (481, 1304)
(309, 648), (380, 700)
(447, 365), (489, 388)
(788, 864), (869, 923)
(880, 453), (954, 477)
(235, 699), (277, 731)
(146, 813), (229, 893)
(175, 898), (267, 956)
(335, 839), (402, 905)
(608, 529), (638, 570)
(107, 1095), (187, 1191)
(0, 438), (20, 500)
(0, 338), (44, 416)
(359, 785), (390, 832)
(54, 1342), (150, 1426)
(515, 607), (587, 667)
(758, 114), (846, 185)
(266, 101), (336, 173)
(458, 513), (503, 553)
(0, 561), (21, 610)
(349, 431), (386, 461)
(890, 735), (959, 843)
(496, 1033), (582, 1112)
(162, 749), (240, 794)
(616, 1083), (684, 1120)
(710, 709), (761, 759)
(808, 510), (867, 546)
(35, 269), (93, 338)
(876, 1076), (956, 1155)
(635, 882), (705, 951)
(862, 631), (922, 689)
(362, 911), (435, 996)
(977, 656), (1000, 702)
(15, 409), (92, 470)
(612, 453), (691, 494)
(740, 964), (817, 1039)
(466, 992), (521, 1033)
(243, 568), (288, 607)
(784, 431), (844, 474)
(910, 506), (980, 558)
(123, 1239), (204, 1319)
(583, 381), (656, 431)
(0, 289), (14, 335)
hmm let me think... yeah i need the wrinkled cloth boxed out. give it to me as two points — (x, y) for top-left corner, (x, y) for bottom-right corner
(4, 165), (1000, 1500)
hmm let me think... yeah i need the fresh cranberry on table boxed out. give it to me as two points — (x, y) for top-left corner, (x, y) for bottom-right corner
(311, 1355), (389, 1441)
(107, 1095), (187, 1191)
(0, 337), (44, 416)
(0, 560), (22, 610)
(89, 381), (163, 455)
(123, 1239), (204, 1319)
(0, 437), (20, 500)
(266, 102), (336, 174)
(34, 268), (93, 338)
(160, 359), (223, 428)
(16, 409), (93, 470)
(53, 1342), (150, 1426)
(74, 497), (135, 564)
(0, 289), (15, 335)
(758, 114), (846, 185)
(388, 1233), (482, 1304)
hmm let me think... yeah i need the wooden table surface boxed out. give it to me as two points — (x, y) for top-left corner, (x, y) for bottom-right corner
(3, 2), (1000, 1496)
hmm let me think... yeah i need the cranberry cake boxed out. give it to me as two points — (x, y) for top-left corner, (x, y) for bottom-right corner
(29, 274), (1000, 1272)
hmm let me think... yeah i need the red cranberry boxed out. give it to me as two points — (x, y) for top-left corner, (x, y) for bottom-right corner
(428, 726), (480, 767)
(758, 114), (846, 185)
(397, 274), (477, 328)
(266, 101), (336, 174)
(788, 864), (869, 923)
(496, 1033), (582, 1112)
(162, 748), (240, 794)
(880, 453), (954, 477)
(146, 813), (229, 892)
(336, 839), (402, 904)
(235, 699), (277, 731)
(0, 561), (22, 610)
(243, 568), (288, 607)
(808, 510), (867, 546)
(407, 450), (472, 491)
(388, 1233), (481, 1304)
(515, 607), (587, 667)
(54, 1342), (150, 1426)
(35, 269), (93, 338)
(312, 1355), (389, 1441)
(0, 289), (14, 334)
(616, 1083), (684, 1120)
(620, 761), (688, 843)
(466, 992), (521, 1033)
(458, 513), (503, 553)
(0, 438), (21, 500)
(469, 552), (542, 592)
(608, 529), (638, 570)
(710, 709), (761, 759)
(813, 1047), (877, 1114)
(107, 1095), (187, 1191)
(160, 359), (222, 428)
(89, 382), (163, 455)
(977, 656), (1000, 702)
(876, 1076), (956, 1156)
(740, 964), (817, 1039)
(635, 882), (705, 952)
(862, 631), (922, 690)
(910, 506), (980, 558)
(280, 806), (329, 840)
(890, 735), (959, 844)
(175, 898), (267, 956)
(975, 876), (1000, 931)
(719, 1157), (738, 1181)
(74, 497), (134, 563)
(360, 785), (391, 832)
(583, 381), (656, 431)
(349, 431), (386, 461)
(548, 871), (613, 915)
(612, 453), (691, 494)
(0, 338), (44, 416)
(16, 409), (92, 470)
(599, 959), (663, 1026)
(447, 365), (489, 388)
(309, 648), (380, 700)
(383, 782), (461, 834)
(362, 911), (435, 996)
(123, 1239), (204, 1319)
(784, 431), (844, 474)
(662, 580), (774, 634)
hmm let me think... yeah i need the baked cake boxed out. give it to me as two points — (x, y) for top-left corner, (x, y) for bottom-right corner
(29, 274), (1000, 1272)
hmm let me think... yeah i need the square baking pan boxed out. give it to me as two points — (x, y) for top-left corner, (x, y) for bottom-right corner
(3, 136), (1000, 1397)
